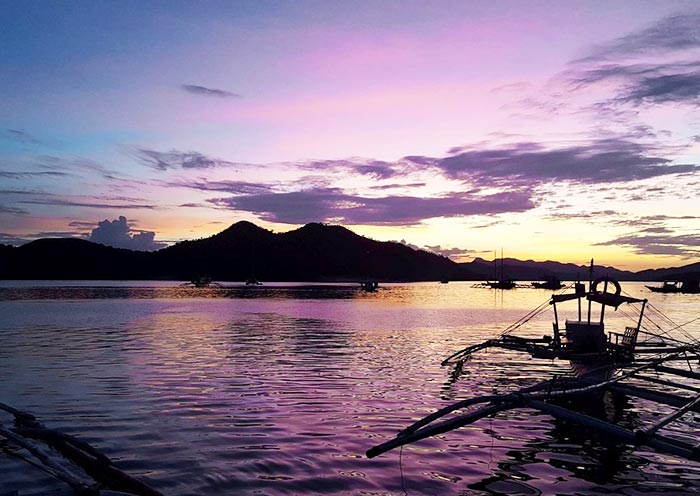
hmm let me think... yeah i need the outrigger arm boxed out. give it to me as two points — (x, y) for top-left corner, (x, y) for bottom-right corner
(367, 348), (700, 462)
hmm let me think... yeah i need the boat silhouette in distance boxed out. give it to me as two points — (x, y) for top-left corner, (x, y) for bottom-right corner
(367, 260), (700, 466)
(359, 280), (379, 291)
(646, 280), (699, 294)
(473, 250), (520, 289)
(531, 275), (564, 290)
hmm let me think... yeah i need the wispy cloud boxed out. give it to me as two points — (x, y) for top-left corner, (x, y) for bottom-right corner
(19, 198), (157, 209)
(0, 204), (29, 215)
(133, 148), (242, 170)
(0, 233), (28, 246)
(565, 12), (700, 108)
(423, 244), (476, 259)
(181, 84), (240, 98)
(293, 158), (401, 179)
(2, 129), (41, 145)
(598, 228), (700, 257)
(0, 170), (70, 179)
(576, 13), (700, 63)
(176, 179), (273, 195)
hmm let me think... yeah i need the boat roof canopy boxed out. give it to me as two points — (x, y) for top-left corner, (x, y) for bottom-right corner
(550, 291), (645, 308)
(588, 291), (645, 308)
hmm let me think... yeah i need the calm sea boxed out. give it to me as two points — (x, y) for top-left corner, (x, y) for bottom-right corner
(1, 281), (699, 495)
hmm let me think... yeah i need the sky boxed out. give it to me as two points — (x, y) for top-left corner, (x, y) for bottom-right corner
(1, 0), (699, 270)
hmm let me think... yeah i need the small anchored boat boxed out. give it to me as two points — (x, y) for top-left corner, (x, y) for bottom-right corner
(359, 280), (379, 291)
(367, 261), (700, 466)
(531, 275), (563, 290)
(647, 280), (700, 294)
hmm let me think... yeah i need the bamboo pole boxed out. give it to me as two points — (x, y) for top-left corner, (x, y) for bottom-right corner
(524, 399), (700, 461)
(641, 392), (700, 437)
(366, 402), (513, 459)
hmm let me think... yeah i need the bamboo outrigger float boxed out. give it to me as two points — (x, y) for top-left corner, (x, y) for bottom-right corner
(0, 402), (162, 496)
(367, 262), (700, 465)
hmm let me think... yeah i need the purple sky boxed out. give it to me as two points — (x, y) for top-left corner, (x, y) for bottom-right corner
(1, 1), (699, 269)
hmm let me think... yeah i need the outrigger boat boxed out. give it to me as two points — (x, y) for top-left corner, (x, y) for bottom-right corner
(367, 263), (700, 465)
(531, 275), (563, 290)
(647, 280), (700, 294)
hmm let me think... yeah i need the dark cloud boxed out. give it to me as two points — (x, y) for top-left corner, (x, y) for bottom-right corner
(68, 221), (100, 231)
(209, 187), (535, 225)
(3, 129), (41, 145)
(178, 202), (209, 208)
(370, 182), (426, 190)
(89, 216), (166, 251)
(569, 63), (700, 106)
(33, 230), (85, 238)
(0, 233), (27, 246)
(0, 170), (70, 178)
(430, 139), (696, 185)
(294, 158), (400, 179)
(577, 13), (700, 63)
(177, 179), (273, 195)
(133, 148), (241, 170)
(0, 189), (44, 195)
(622, 71), (700, 105)
(565, 13), (700, 107)
(0, 204), (29, 215)
(181, 84), (240, 98)
(597, 231), (700, 257)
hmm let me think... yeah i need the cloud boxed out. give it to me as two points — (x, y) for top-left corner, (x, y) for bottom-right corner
(370, 182), (426, 190)
(597, 231), (700, 257)
(133, 148), (241, 170)
(294, 158), (400, 179)
(569, 62), (700, 106)
(209, 187), (535, 225)
(564, 13), (700, 108)
(181, 84), (240, 98)
(423, 244), (475, 259)
(89, 216), (166, 251)
(0, 170), (70, 178)
(576, 13), (700, 63)
(19, 198), (157, 209)
(176, 179), (273, 195)
(3, 129), (41, 145)
(0, 204), (29, 215)
(422, 138), (696, 186)
(0, 233), (27, 246)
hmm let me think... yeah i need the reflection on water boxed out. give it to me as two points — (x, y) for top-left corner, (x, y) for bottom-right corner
(1, 282), (699, 495)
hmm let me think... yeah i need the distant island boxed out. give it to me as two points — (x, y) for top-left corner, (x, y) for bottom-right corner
(1, 221), (698, 282)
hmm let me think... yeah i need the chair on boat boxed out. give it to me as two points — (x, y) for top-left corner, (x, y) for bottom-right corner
(608, 326), (639, 359)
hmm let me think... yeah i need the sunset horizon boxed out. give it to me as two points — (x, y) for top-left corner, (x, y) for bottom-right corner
(2, 1), (699, 271)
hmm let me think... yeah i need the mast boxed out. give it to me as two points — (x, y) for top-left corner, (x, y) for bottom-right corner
(586, 259), (593, 324)
(500, 248), (504, 281)
(493, 250), (497, 280)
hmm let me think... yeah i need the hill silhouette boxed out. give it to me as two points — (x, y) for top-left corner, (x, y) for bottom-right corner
(0, 221), (463, 281)
(1, 222), (698, 282)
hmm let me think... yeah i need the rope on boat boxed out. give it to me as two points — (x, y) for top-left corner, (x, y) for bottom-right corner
(443, 286), (579, 365)
(501, 283), (576, 336)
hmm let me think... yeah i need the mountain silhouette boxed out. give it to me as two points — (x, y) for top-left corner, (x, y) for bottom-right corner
(1, 222), (698, 282)
(0, 221), (462, 281)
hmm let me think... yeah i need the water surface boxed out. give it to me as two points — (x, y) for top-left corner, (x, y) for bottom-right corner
(1, 281), (699, 495)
